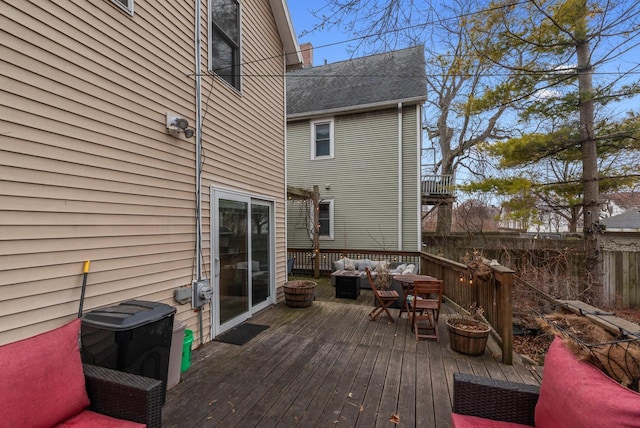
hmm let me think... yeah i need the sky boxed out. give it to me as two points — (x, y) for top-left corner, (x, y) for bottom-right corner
(287, 4), (355, 66)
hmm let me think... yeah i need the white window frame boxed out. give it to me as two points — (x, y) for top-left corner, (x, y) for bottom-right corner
(310, 118), (334, 160)
(111, 0), (134, 15)
(311, 199), (334, 240)
(209, 0), (242, 91)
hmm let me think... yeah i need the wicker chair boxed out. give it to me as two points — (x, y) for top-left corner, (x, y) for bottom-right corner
(452, 373), (540, 426)
(84, 364), (164, 428)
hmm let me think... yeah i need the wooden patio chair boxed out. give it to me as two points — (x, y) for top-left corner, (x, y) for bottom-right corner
(365, 267), (399, 322)
(409, 280), (443, 341)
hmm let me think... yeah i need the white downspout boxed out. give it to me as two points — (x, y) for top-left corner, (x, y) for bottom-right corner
(195, 0), (203, 281)
(397, 102), (403, 251)
(194, 0), (204, 346)
(416, 104), (422, 252)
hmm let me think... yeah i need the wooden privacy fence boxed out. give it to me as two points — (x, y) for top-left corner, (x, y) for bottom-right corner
(421, 252), (514, 364)
(603, 249), (640, 308)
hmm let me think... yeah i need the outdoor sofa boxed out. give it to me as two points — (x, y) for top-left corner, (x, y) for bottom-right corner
(0, 318), (163, 427)
(331, 257), (418, 289)
(451, 335), (640, 427)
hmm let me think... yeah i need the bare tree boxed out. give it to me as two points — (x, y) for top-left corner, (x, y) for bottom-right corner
(306, 0), (541, 233)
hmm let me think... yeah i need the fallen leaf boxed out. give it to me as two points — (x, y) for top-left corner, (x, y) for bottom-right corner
(390, 413), (400, 424)
(348, 392), (353, 398)
(359, 405), (364, 412)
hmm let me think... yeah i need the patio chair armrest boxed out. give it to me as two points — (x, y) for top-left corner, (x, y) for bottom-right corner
(453, 373), (539, 426)
(83, 364), (163, 428)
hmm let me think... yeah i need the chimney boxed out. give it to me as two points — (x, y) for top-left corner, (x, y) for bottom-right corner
(300, 43), (313, 68)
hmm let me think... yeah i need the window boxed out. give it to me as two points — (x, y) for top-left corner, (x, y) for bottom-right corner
(311, 119), (334, 159)
(315, 200), (334, 240)
(111, 0), (133, 14)
(210, 0), (241, 90)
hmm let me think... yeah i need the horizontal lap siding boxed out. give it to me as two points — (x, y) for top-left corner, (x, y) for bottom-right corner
(0, 0), (197, 344)
(199, 0), (287, 313)
(287, 110), (399, 250)
(402, 105), (420, 252)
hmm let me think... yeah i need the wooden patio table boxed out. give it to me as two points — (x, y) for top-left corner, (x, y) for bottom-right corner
(394, 274), (442, 319)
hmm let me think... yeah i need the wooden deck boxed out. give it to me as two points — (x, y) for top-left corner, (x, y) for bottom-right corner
(163, 280), (542, 427)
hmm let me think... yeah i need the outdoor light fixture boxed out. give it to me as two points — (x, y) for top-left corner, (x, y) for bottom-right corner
(166, 112), (195, 139)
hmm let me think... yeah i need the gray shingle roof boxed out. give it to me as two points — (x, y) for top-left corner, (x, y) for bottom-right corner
(601, 209), (640, 231)
(286, 45), (427, 117)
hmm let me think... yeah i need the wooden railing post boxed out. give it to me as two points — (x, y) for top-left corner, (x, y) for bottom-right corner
(493, 266), (514, 365)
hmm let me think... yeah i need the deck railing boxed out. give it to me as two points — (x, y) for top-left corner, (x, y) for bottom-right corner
(421, 252), (514, 364)
(286, 248), (514, 364)
(421, 174), (455, 195)
(287, 248), (421, 274)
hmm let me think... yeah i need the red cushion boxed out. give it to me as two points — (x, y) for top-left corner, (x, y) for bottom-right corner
(56, 410), (145, 427)
(452, 413), (533, 428)
(535, 336), (640, 428)
(0, 319), (90, 427)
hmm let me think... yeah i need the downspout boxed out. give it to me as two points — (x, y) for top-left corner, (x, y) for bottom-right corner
(416, 104), (422, 252)
(194, 0), (204, 346)
(397, 103), (403, 251)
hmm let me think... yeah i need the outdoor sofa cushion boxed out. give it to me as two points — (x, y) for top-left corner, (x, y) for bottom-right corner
(0, 318), (145, 428)
(534, 336), (640, 427)
(56, 410), (143, 427)
(452, 336), (640, 427)
(0, 318), (90, 427)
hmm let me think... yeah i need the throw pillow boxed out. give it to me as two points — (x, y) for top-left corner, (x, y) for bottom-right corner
(402, 264), (416, 275)
(534, 336), (640, 427)
(356, 259), (372, 271)
(344, 258), (356, 271)
(0, 319), (90, 427)
(333, 257), (346, 271)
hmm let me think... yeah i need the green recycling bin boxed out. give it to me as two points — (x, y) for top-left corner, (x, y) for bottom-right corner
(181, 329), (193, 372)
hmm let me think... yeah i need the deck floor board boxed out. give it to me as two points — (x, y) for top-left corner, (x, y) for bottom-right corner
(163, 283), (540, 428)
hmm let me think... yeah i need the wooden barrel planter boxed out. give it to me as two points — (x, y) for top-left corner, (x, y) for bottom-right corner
(446, 318), (491, 356)
(283, 280), (316, 308)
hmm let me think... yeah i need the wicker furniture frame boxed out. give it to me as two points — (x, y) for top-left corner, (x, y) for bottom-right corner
(452, 373), (540, 426)
(84, 364), (164, 428)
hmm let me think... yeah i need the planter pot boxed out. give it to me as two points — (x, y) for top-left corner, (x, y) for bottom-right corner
(446, 318), (490, 356)
(283, 280), (316, 308)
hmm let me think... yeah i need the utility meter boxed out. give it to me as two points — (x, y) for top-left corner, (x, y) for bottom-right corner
(192, 279), (212, 308)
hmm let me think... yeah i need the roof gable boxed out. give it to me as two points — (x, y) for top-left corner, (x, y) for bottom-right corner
(269, 0), (302, 68)
(286, 45), (427, 118)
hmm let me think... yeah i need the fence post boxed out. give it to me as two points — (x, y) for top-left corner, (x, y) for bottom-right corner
(493, 266), (514, 365)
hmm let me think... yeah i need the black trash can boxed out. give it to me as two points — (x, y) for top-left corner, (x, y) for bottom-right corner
(80, 300), (176, 404)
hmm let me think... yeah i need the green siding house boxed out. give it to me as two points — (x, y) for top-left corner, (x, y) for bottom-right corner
(286, 46), (427, 252)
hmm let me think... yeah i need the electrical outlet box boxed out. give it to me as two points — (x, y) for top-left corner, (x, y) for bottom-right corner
(192, 279), (212, 309)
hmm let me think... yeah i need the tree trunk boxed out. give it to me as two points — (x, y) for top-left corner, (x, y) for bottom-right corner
(576, 16), (602, 302)
(436, 203), (453, 234)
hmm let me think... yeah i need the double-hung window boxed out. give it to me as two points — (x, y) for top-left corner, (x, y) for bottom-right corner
(311, 119), (334, 159)
(211, 0), (241, 90)
(316, 200), (334, 240)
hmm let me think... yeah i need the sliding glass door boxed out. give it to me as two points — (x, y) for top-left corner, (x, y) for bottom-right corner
(212, 189), (274, 335)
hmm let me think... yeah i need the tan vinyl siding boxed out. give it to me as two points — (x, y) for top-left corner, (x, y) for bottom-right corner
(0, 1), (197, 345)
(199, 0), (288, 313)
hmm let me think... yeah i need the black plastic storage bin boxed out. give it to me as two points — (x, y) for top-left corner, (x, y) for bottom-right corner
(80, 300), (176, 404)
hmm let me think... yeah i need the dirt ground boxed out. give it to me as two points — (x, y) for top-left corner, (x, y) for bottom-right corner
(511, 282), (640, 365)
